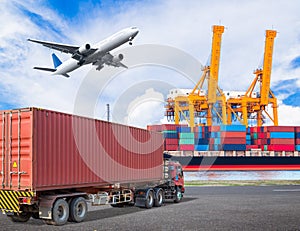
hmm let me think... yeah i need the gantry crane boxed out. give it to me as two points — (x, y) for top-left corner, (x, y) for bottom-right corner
(226, 30), (278, 127)
(165, 25), (227, 129)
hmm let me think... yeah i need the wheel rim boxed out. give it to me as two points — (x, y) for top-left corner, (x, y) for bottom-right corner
(76, 202), (86, 218)
(158, 192), (163, 204)
(57, 205), (67, 220)
(148, 193), (153, 206)
(177, 191), (182, 200)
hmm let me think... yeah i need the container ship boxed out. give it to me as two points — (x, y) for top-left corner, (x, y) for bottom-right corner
(147, 124), (300, 171)
(147, 26), (300, 171)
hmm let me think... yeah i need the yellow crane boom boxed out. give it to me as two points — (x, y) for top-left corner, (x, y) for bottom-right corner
(226, 29), (278, 127)
(260, 30), (277, 105)
(208, 25), (225, 104)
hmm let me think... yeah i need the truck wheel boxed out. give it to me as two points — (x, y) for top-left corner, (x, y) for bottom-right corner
(69, 197), (87, 223)
(154, 189), (163, 207)
(31, 212), (39, 219)
(50, 199), (69, 226)
(8, 212), (31, 222)
(145, 190), (154, 209)
(174, 187), (182, 203)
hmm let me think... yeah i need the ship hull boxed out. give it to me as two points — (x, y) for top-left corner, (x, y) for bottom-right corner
(169, 156), (300, 171)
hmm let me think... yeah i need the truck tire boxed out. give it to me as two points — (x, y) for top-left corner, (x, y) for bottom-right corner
(31, 212), (39, 219)
(154, 189), (163, 207)
(8, 212), (31, 222)
(145, 190), (154, 209)
(49, 199), (69, 226)
(69, 197), (87, 223)
(174, 187), (182, 203)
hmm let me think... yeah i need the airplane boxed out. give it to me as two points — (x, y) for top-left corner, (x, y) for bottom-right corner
(28, 27), (139, 77)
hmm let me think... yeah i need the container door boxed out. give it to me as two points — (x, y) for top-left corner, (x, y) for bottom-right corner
(0, 110), (32, 190)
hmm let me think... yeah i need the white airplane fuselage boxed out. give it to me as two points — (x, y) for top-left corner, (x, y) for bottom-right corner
(53, 27), (139, 76)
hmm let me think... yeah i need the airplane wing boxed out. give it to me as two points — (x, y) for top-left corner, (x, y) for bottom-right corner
(93, 52), (127, 70)
(28, 39), (79, 54)
(27, 39), (97, 60)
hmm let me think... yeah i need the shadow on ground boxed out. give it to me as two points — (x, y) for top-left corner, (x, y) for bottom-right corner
(84, 197), (197, 223)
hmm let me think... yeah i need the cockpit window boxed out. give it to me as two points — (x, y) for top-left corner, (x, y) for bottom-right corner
(131, 27), (138, 29)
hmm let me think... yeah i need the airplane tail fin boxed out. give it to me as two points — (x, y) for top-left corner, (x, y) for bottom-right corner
(52, 53), (62, 68)
(33, 53), (69, 77)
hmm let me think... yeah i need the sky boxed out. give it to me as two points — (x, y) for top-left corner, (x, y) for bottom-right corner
(0, 0), (300, 127)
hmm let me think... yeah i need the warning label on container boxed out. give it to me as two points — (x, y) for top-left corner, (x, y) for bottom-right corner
(13, 161), (17, 168)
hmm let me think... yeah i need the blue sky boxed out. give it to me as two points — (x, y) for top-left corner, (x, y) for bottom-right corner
(0, 0), (300, 126)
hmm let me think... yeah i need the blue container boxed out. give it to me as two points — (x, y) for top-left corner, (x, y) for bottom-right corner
(269, 132), (295, 139)
(246, 134), (251, 140)
(163, 133), (178, 139)
(295, 132), (300, 139)
(194, 139), (209, 145)
(214, 138), (221, 145)
(203, 126), (210, 133)
(246, 127), (251, 133)
(176, 127), (191, 133)
(210, 132), (221, 138)
(220, 124), (246, 132)
(211, 144), (221, 151)
(223, 144), (246, 151)
(203, 132), (211, 138)
(195, 145), (209, 151)
(195, 131), (203, 138)
(295, 145), (300, 151)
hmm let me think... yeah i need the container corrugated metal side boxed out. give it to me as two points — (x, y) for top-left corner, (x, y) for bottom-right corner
(1, 108), (164, 192)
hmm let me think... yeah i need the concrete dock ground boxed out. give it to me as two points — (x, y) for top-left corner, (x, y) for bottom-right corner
(1, 185), (299, 230)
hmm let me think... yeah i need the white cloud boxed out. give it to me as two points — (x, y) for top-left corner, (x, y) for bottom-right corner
(278, 103), (300, 125)
(0, 0), (300, 126)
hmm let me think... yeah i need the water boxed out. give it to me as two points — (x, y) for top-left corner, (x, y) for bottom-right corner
(184, 170), (300, 181)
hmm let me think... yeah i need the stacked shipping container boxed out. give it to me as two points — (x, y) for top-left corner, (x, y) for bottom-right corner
(147, 124), (300, 153)
(295, 127), (300, 151)
(249, 126), (295, 151)
(178, 127), (194, 151)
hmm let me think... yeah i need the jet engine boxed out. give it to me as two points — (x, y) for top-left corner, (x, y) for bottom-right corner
(112, 54), (124, 62)
(78, 44), (91, 54)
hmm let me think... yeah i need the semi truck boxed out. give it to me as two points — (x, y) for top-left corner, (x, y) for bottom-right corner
(0, 108), (184, 226)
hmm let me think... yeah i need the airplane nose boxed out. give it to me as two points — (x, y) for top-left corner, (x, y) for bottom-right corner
(133, 29), (139, 37)
(131, 27), (139, 37)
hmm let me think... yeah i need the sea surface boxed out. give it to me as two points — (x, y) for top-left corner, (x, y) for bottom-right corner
(184, 170), (300, 181)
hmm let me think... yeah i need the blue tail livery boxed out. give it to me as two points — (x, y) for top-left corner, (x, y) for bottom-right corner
(52, 53), (62, 68)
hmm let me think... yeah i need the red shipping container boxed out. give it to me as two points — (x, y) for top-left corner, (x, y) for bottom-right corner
(267, 144), (295, 151)
(295, 127), (300, 132)
(266, 126), (295, 132)
(165, 138), (179, 145)
(221, 138), (246, 144)
(207, 126), (220, 132)
(165, 144), (178, 151)
(179, 144), (194, 151)
(250, 127), (256, 133)
(209, 139), (215, 145)
(0, 108), (164, 192)
(258, 133), (267, 139)
(295, 138), (300, 144)
(147, 124), (163, 132)
(268, 138), (295, 145)
(220, 132), (246, 138)
(162, 124), (187, 131)
(250, 127), (261, 133)
(257, 139), (268, 145)
(246, 145), (260, 150)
